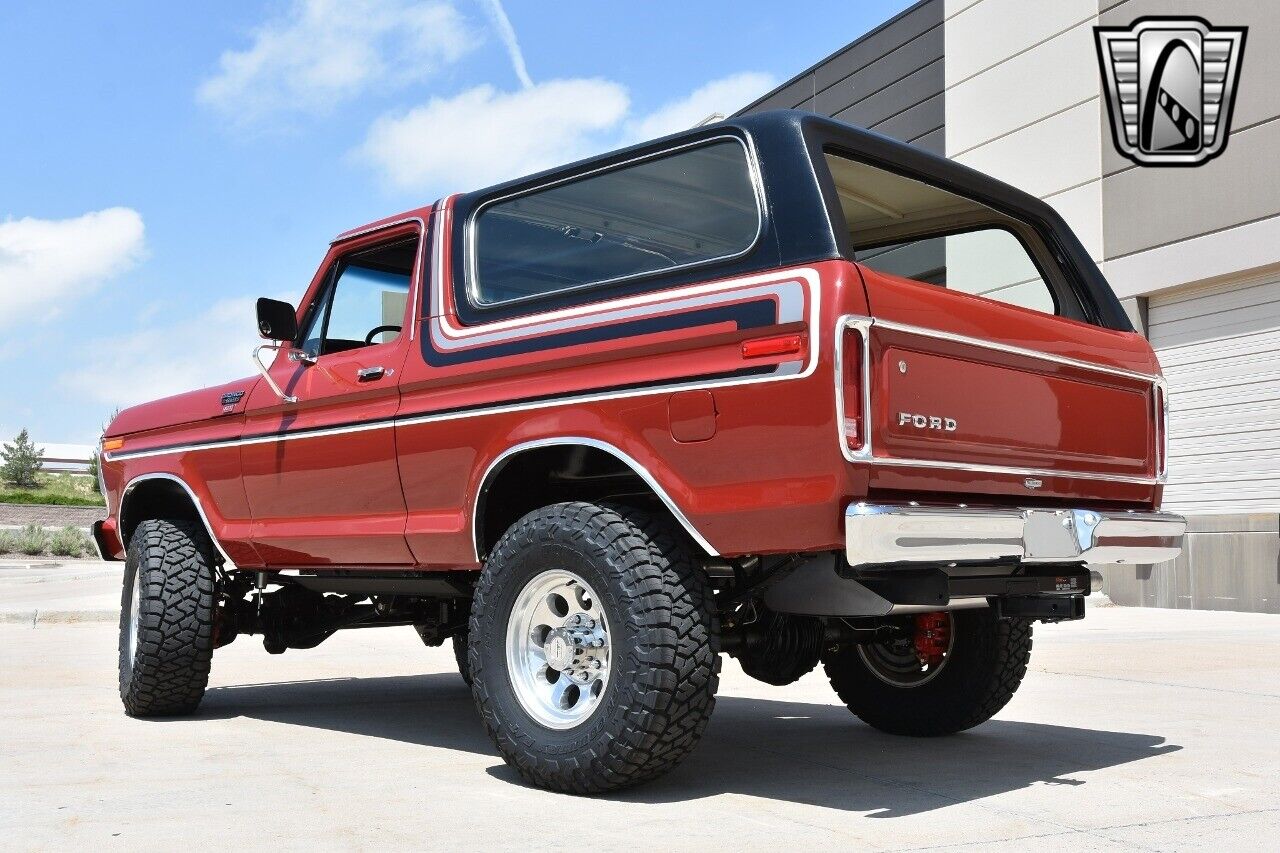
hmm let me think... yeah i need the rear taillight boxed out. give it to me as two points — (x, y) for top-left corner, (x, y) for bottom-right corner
(841, 325), (864, 452)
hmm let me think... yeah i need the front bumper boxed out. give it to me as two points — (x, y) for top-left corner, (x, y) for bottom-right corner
(92, 518), (124, 561)
(845, 503), (1185, 571)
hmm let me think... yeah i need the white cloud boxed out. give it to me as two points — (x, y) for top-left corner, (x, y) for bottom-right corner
(61, 295), (266, 409)
(358, 78), (629, 190)
(356, 71), (776, 193)
(198, 0), (478, 124)
(626, 71), (778, 142)
(0, 207), (145, 329)
(476, 0), (533, 89)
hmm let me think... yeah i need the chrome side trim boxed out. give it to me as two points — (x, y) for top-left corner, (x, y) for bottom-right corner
(845, 503), (1185, 570)
(472, 436), (718, 561)
(833, 313), (1168, 486)
(463, 134), (768, 311)
(104, 265), (823, 464)
(872, 317), (1164, 383)
(118, 473), (239, 570)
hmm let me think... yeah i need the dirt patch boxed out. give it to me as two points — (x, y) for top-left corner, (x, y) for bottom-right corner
(0, 503), (107, 527)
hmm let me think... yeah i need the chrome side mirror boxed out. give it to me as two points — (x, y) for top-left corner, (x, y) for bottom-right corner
(252, 344), (297, 404)
(256, 298), (298, 341)
(252, 298), (303, 403)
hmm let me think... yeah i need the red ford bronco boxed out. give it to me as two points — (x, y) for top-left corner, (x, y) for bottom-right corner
(97, 111), (1185, 794)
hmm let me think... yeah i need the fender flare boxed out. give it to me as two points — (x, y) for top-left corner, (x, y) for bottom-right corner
(471, 436), (718, 561)
(118, 472), (238, 569)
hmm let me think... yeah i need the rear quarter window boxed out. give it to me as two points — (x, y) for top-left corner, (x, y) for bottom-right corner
(467, 138), (761, 308)
(823, 151), (1084, 320)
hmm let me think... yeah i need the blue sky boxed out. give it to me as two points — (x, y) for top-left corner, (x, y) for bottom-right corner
(0, 0), (911, 444)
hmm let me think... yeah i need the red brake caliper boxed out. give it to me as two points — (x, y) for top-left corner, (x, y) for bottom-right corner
(913, 612), (950, 668)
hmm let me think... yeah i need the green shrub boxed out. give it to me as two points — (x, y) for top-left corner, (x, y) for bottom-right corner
(16, 524), (48, 556)
(0, 490), (104, 507)
(0, 529), (16, 554)
(1, 429), (44, 488)
(50, 525), (90, 557)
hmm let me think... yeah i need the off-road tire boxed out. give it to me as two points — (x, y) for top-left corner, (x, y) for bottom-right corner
(469, 501), (719, 794)
(118, 518), (216, 716)
(452, 631), (471, 687)
(823, 608), (1032, 736)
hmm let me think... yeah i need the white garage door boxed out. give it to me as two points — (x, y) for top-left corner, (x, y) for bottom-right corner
(1148, 272), (1280, 513)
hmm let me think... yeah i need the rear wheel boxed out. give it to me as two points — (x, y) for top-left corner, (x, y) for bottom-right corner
(452, 631), (471, 686)
(469, 501), (719, 794)
(118, 518), (217, 717)
(823, 608), (1031, 736)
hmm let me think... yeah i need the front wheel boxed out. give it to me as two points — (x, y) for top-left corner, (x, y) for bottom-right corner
(118, 518), (217, 716)
(469, 502), (719, 794)
(823, 608), (1032, 736)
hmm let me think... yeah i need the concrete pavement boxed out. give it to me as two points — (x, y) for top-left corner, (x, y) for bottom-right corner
(0, 560), (122, 624)
(1, 605), (1278, 851)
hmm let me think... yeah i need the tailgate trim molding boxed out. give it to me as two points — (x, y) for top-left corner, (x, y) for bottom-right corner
(835, 314), (1168, 485)
(845, 503), (1186, 570)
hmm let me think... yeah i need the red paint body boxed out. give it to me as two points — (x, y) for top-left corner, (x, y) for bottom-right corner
(98, 199), (1165, 570)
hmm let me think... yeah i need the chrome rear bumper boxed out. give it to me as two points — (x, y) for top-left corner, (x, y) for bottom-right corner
(845, 503), (1185, 571)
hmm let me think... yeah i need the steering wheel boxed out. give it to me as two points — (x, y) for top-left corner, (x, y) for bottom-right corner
(364, 325), (401, 345)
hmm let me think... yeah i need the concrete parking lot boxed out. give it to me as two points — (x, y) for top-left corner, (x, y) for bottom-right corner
(1, 583), (1277, 851)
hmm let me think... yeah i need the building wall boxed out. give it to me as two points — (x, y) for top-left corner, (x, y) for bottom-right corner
(947, 0), (1280, 614)
(737, 0), (946, 154)
(740, 0), (1280, 612)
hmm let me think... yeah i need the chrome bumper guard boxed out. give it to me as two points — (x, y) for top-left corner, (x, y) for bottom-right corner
(845, 504), (1185, 571)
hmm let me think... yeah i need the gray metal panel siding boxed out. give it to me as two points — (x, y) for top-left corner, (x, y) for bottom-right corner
(747, 81), (814, 113)
(1102, 119), (1280, 260)
(737, 0), (944, 151)
(1100, 0), (1280, 260)
(814, 23), (944, 116)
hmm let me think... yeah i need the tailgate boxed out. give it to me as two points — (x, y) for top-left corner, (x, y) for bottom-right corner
(846, 270), (1165, 502)
(877, 326), (1157, 479)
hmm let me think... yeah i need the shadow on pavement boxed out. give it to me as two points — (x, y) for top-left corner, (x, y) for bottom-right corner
(195, 673), (1179, 816)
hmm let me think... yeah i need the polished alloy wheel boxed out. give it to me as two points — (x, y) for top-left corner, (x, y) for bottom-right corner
(856, 612), (955, 688)
(505, 569), (611, 729)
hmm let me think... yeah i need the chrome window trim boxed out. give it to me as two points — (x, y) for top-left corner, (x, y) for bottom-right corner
(834, 313), (1168, 485)
(118, 472), (239, 569)
(463, 134), (767, 312)
(328, 216), (427, 342)
(471, 437), (717, 561)
(835, 315), (875, 464)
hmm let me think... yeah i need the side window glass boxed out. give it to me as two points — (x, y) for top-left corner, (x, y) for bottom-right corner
(470, 139), (760, 307)
(859, 229), (1055, 315)
(299, 237), (417, 358)
(824, 153), (1072, 318)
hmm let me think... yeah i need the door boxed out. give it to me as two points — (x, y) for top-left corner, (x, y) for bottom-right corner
(1149, 274), (1280, 513)
(241, 226), (421, 566)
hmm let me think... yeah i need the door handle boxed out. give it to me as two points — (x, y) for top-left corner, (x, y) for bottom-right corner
(357, 366), (387, 381)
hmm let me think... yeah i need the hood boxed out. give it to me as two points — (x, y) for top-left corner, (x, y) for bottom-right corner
(105, 376), (260, 438)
